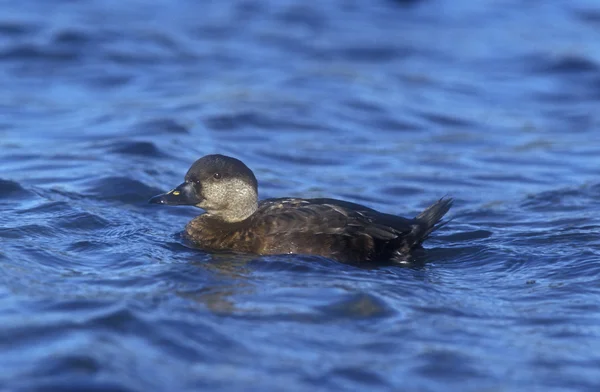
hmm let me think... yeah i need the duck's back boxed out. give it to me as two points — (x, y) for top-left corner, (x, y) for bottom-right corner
(185, 197), (451, 263)
(245, 197), (451, 262)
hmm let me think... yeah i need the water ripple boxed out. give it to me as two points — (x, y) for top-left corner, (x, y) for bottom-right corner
(0, 178), (33, 199)
(84, 177), (163, 203)
(1, 1), (600, 391)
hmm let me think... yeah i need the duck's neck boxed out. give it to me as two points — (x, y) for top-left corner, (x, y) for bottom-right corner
(210, 188), (258, 223)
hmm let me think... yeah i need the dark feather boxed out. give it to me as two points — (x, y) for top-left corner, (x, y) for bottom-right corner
(155, 154), (453, 263)
(184, 197), (452, 263)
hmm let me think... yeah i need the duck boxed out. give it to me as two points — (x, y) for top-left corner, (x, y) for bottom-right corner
(149, 154), (452, 263)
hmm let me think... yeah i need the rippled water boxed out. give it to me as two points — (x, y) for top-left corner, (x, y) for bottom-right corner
(2, 0), (600, 391)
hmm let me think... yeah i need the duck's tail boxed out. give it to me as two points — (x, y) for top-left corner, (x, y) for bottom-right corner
(410, 197), (453, 246)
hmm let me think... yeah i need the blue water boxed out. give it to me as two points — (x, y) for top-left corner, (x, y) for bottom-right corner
(2, 0), (600, 391)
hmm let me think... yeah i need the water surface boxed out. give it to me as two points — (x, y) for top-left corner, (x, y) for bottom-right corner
(1, 0), (600, 391)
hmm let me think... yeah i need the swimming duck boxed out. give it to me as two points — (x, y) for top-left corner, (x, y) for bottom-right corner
(149, 154), (452, 263)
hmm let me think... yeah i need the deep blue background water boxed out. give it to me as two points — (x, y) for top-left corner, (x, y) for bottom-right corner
(1, 0), (600, 391)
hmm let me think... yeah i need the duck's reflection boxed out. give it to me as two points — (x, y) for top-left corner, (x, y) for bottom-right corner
(176, 252), (258, 314)
(175, 249), (436, 315)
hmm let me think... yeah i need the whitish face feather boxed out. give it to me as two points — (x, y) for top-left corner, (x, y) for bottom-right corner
(197, 177), (258, 222)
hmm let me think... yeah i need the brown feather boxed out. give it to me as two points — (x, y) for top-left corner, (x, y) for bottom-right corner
(150, 154), (453, 263)
(184, 197), (453, 263)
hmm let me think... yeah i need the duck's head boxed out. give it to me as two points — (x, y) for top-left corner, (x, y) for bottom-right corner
(149, 154), (259, 222)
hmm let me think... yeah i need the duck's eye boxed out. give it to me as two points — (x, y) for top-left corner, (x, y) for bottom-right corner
(213, 172), (222, 180)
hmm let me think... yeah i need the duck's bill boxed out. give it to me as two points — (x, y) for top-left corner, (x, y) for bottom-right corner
(148, 182), (202, 205)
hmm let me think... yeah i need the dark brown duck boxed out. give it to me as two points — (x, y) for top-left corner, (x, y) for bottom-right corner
(149, 154), (452, 263)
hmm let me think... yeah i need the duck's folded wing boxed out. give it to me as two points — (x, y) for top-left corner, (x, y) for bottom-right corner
(256, 198), (409, 241)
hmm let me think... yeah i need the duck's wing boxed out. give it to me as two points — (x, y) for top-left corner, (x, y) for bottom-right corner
(307, 198), (416, 232)
(306, 197), (453, 243)
(256, 198), (411, 241)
